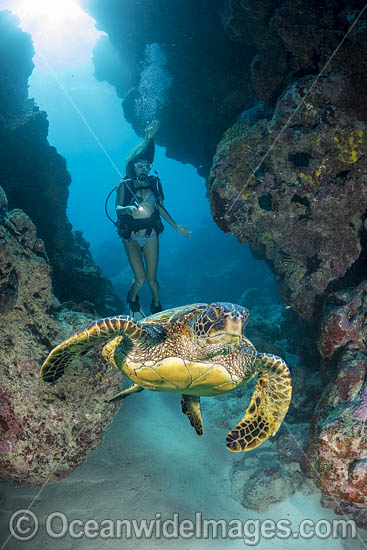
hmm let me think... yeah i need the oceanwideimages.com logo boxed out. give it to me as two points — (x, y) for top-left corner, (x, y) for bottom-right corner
(7, 510), (357, 546)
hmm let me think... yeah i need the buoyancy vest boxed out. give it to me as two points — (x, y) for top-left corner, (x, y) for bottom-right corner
(117, 176), (165, 240)
(122, 176), (164, 206)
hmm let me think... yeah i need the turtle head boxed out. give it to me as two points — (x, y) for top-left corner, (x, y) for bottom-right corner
(192, 302), (249, 355)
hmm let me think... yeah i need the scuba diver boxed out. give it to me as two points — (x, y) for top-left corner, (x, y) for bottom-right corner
(115, 122), (191, 319)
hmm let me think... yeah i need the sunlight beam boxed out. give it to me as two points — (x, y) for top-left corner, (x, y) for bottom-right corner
(7, 0), (104, 67)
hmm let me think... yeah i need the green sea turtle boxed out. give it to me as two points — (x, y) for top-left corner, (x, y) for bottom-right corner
(40, 302), (292, 452)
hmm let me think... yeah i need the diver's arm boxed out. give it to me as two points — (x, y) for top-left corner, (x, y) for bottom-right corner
(157, 203), (192, 237)
(116, 180), (136, 215)
(157, 202), (178, 229)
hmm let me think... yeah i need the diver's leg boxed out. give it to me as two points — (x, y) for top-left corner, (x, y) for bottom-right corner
(143, 233), (160, 306)
(123, 238), (146, 300)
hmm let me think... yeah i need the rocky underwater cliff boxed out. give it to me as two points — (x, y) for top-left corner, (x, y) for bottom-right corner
(1, 0), (367, 530)
(0, 10), (122, 316)
(0, 10), (124, 486)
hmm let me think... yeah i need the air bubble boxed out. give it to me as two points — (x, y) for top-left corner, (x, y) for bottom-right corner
(135, 43), (172, 125)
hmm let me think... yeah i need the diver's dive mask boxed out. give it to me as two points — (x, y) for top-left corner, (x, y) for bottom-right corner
(134, 161), (152, 177)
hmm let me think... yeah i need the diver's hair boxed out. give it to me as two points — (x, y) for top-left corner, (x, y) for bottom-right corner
(125, 120), (159, 178)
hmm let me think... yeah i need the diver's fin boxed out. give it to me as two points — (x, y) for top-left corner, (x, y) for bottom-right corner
(127, 292), (146, 320)
(108, 383), (145, 403)
(181, 394), (204, 436)
(131, 307), (146, 321)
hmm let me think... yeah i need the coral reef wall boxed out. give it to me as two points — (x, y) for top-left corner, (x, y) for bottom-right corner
(81, 0), (367, 519)
(0, 184), (124, 486)
(0, 11), (126, 486)
(208, 0), (367, 321)
(306, 281), (367, 527)
(209, 74), (367, 319)
(0, 10), (122, 316)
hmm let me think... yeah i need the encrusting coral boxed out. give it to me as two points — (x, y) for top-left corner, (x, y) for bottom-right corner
(209, 75), (367, 319)
(306, 281), (367, 526)
(0, 185), (124, 487)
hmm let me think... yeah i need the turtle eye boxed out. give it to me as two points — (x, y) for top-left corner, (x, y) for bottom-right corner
(205, 306), (218, 322)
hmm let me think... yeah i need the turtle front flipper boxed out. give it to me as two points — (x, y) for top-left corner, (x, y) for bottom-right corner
(40, 316), (164, 383)
(181, 395), (204, 436)
(102, 336), (127, 369)
(226, 353), (292, 452)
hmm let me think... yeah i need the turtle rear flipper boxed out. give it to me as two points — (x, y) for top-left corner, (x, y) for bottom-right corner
(226, 353), (292, 452)
(108, 383), (145, 402)
(181, 395), (204, 436)
(40, 316), (164, 383)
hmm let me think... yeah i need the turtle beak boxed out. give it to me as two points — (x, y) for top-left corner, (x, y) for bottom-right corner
(207, 333), (240, 344)
(225, 316), (243, 339)
(206, 316), (243, 346)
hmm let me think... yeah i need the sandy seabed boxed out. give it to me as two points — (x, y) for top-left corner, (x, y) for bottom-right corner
(0, 390), (365, 550)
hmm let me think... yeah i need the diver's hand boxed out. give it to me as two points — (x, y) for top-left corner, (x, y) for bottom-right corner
(126, 205), (139, 214)
(116, 205), (138, 215)
(145, 119), (160, 139)
(177, 225), (192, 237)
